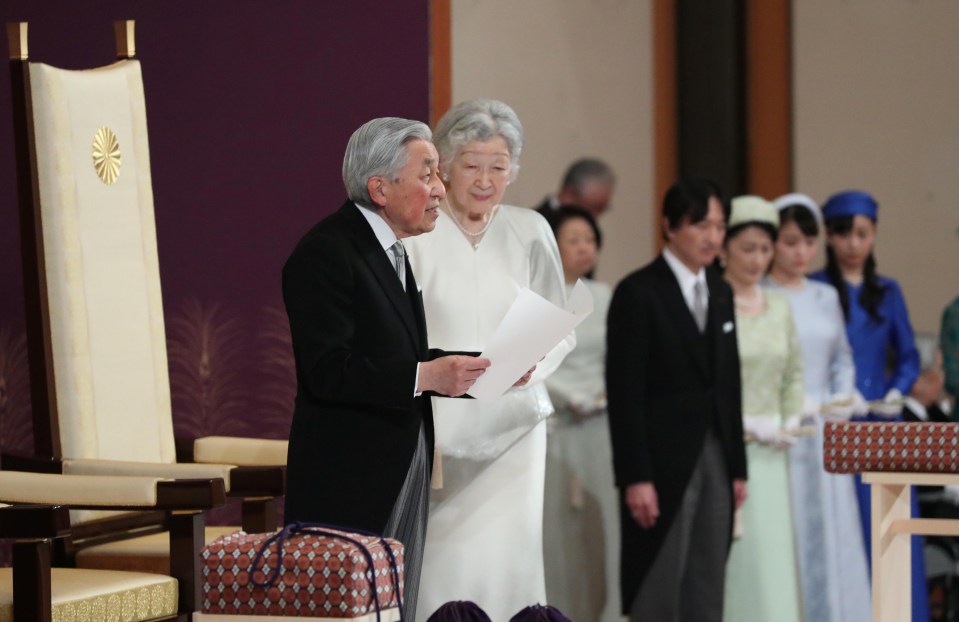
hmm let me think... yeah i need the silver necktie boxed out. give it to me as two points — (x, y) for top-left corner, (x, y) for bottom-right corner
(391, 241), (406, 291)
(692, 280), (707, 333)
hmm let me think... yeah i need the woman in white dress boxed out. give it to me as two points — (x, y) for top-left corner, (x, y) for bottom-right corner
(541, 207), (618, 622)
(405, 99), (574, 620)
(763, 193), (870, 622)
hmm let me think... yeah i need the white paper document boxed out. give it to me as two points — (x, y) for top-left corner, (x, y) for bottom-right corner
(467, 279), (594, 401)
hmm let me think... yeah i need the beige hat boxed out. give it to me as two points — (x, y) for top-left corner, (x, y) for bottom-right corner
(729, 195), (779, 229)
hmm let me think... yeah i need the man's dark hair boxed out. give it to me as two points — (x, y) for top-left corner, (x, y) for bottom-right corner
(661, 177), (728, 240)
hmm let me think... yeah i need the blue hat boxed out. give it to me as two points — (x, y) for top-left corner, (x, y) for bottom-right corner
(821, 190), (878, 222)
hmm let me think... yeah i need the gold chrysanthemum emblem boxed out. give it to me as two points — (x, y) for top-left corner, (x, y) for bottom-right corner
(92, 126), (121, 185)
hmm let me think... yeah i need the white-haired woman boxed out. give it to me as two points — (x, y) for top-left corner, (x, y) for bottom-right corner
(405, 99), (574, 620)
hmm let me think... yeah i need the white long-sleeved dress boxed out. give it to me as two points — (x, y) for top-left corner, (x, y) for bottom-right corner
(405, 205), (574, 621)
(763, 276), (870, 622)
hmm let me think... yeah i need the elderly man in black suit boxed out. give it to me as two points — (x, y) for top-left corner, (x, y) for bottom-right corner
(534, 158), (616, 222)
(282, 117), (491, 619)
(606, 177), (748, 621)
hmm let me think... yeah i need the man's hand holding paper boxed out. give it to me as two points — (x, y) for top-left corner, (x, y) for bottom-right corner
(468, 280), (593, 400)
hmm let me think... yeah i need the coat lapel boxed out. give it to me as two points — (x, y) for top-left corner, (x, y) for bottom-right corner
(342, 203), (421, 352)
(406, 259), (428, 356)
(706, 266), (731, 375)
(653, 256), (710, 380)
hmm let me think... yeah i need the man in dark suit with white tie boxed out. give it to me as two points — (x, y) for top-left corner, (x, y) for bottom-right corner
(282, 117), (491, 620)
(606, 177), (748, 621)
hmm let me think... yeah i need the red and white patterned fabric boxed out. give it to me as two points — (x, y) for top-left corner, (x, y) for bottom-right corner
(200, 527), (404, 617)
(823, 421), (959, 474)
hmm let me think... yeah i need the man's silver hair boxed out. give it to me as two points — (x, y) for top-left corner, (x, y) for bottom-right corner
(433, 99), (524, 181)
(342, 117), (433, 208)
(562, 158), (616, 192)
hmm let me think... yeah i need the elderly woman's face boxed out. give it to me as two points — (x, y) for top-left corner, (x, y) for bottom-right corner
(442, 136), (512, 214)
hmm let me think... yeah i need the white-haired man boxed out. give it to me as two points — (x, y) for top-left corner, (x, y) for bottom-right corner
(283, 117), (491, 619)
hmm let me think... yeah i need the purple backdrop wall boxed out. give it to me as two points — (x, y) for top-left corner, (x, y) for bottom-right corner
(0, 1), (430, 524)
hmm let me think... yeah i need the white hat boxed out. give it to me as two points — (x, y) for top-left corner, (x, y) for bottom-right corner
(772, 192), (823, 228)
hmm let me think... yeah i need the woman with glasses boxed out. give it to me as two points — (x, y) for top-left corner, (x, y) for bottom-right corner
(405, 99), (574, 620)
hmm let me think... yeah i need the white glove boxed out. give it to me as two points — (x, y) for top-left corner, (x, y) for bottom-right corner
(801, 396), (821, 424)
(851, 390), (871, 417)
(569, 394), (607, 421)
(943, 485), (959, 506)
(743, 415), (796, 449)
(821, 393), (855, 421)
(871, 388), (904, 419)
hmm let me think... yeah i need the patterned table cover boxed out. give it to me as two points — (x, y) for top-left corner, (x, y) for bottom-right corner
(200, 527), (403, 617)
(823, 421), (959, 474)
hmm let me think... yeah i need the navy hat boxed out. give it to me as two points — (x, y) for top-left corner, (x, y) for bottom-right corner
(821, 190), (878, 222)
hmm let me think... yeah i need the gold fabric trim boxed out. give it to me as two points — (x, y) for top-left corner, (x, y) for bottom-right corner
(0, 578), (176, 622)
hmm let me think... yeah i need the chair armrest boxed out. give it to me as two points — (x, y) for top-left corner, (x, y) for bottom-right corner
(62, 458), (235, 491)
(190, 435), (288, 467)
(0, 504), (71, 539)
(0, 471), (226, 511)
(229, 465), (286, 497)
(0, 451), (63, 473)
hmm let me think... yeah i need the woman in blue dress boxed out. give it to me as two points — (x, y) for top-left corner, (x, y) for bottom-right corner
(764, 193), (869, 622)
(810, 189), (927, 622)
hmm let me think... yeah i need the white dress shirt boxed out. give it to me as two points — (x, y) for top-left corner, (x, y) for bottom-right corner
(662, 247), (709, 314)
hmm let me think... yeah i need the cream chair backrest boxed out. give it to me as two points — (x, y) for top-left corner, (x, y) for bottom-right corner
(27, 60), (176, 464)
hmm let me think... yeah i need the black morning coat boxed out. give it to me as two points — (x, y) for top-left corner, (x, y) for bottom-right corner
(606, 255), (748, 614)
(283, 200), (439, 532)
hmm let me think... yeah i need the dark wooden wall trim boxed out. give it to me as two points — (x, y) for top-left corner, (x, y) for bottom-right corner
(745, 0), (792, 197)
(669, 0), (792, 201)
(429, 0), (451, 128)
(676, 0), (746, 199)
(653, 0), (678, 251)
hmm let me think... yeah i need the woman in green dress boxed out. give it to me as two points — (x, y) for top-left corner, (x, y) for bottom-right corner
(721, 196), (805, 622)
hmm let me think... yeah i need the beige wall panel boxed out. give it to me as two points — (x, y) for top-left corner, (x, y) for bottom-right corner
(450, 0), (656, 287)
(793, 0), (959, 335)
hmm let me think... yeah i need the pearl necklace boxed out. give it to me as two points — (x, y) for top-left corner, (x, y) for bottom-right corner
(734, 288), (765, 311)
(444, 200), (499, 245)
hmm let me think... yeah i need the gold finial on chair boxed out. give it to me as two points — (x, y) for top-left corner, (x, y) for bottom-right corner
(114, 20), (135, 59)
(6, 22), (28, 60)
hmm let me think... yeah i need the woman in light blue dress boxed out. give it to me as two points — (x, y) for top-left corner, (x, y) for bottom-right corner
(764, 193), (870, 622)
(810, 190), (927, 622)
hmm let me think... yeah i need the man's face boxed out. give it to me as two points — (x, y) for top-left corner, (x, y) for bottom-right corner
(559, 179), (613, 217)
(371, 139), (446, 238)
(665, 196), (726, 271)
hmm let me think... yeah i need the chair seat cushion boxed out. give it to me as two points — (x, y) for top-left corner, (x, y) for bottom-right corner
(200, 528), (403, 617)
(0, 567), (177, 621)
(823, 421), (959, 473)
(76, 526), (241, 574)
